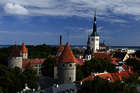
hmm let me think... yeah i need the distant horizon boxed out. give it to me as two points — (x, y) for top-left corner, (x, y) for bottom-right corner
(1, 44), (140, 47)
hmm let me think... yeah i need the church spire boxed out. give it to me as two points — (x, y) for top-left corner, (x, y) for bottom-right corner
(91, 10), (98, 36)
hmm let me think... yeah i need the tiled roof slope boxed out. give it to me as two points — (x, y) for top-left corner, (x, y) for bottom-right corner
(94, 52), (112, 62)
(57, 45), (64, 52)
(81, 70), (134, 83)
(10, 45), (20, 57)
(22, 58), (46, 68)
(59, 43), (77, 63)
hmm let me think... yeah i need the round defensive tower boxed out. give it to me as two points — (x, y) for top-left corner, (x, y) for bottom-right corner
(58, 43), (76, 83)
(8, 45), (23, 68)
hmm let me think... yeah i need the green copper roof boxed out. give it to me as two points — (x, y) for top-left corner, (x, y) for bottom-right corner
(91, 14), (99, 36)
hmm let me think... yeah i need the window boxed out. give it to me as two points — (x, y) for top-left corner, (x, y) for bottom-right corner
(34, 64), (38, 67)
(96, 39), (99, 41)
(63, 64), (65, 67)
(69, 77), (71, 80)
(69, 64), (72, 67)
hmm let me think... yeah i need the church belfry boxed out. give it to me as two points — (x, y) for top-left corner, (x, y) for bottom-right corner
(87, 12), (100, 53)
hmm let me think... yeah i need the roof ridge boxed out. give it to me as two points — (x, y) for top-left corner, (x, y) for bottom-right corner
(59, 43), (76, 63)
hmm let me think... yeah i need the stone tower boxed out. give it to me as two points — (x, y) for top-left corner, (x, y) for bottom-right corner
(20, 42), (28, 59)
(56, 35), (64, 57)
(54, 35), (64, 79)
(8, 45), (23, 68)
(88, 12), (99, 53)
(58, 43), (76, 83)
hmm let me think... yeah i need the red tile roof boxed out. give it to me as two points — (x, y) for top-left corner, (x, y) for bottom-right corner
(22, 59), (33, 68)
(21, 42), (28, 53)
(112, 58), (119, 65)
(57, 45), (64, 52)
(30, 58), (46, 64)
(81, 70), (134, 83)
(94, 52), (112, 62)
(59, 43), (77, 63)
(136, 57), (140, 61)
(75, 58), (85, 66)
(22, 58), (46, 68)
(10, 45), (20, 57)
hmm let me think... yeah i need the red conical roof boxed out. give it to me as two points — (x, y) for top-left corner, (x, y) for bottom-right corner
(57, 45), (64, 52)
(21, 42), (28, 53)
(10, 45), (20, 57)
(59, 43), (77, 63)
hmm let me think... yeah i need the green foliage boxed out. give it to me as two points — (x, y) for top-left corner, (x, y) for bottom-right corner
(41, 56), (57, 78)
(76, 64), (84, 81)
(135, 50), (140, 58)
(78, 77), (139, 93)
(0, 65), (39, 93)
(126, 58), (140, 75)
(0, 44), (57, 66)
(72, 49), (84, 56)
(79, 59), (117, 78)
(0, 47), (11, 65)
(23, 67), (39, 90)
(28, 44), (57, 58)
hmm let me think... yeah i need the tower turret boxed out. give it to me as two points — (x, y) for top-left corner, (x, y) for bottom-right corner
(20, 42), (28, 59)
(56, 35), (64, 57)
(87, 11), (99, 53)
(8, 45), (23, 68)
(58, 43), (76, 83)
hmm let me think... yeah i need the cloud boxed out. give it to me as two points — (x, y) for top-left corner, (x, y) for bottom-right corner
(4, 3), (29, 15)
(1, 0), (140, 20)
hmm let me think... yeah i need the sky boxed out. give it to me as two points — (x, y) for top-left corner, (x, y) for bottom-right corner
(0, 0), (140, 46)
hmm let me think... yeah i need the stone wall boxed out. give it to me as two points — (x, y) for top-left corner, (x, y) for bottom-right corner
(8, 57), (22, 68)
(58, 62), (76, 83)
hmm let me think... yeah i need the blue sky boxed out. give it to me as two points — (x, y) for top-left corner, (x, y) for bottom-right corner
(0, 0), (140, 46)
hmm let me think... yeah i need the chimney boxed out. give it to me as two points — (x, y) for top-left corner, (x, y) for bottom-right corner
(60, 35), (62, 45)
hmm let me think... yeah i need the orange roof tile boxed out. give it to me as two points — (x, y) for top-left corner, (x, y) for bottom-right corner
(81, 75), (94, 82)
(111, 72), (122, 81)
(75, 58), (85, 66)
(81, 70), (134, 83)
(22, 58), (46, 68)
(59, 43), (77, 63)
(57, 45), (64, 52)
(94, 52), (112, 62)
(97, 73), (114, 82)
(10, 45), (20, 57)
(21, 42), (28, 53)
(22, 59), (33, 68)
(136, 57), (140, 61)
(31, 58), (46, 64)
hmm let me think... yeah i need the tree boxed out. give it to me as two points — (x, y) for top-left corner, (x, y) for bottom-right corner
(81, 58), (117, 78)
(23, 67), (39, 90)
(78, 77), (139, 93)
(76, 64), (84, 81)
(126, 58), (140, 75)
(41, 56), (57, 78)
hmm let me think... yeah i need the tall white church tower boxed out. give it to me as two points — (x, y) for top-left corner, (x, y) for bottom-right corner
(88, 12), (99, 53)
